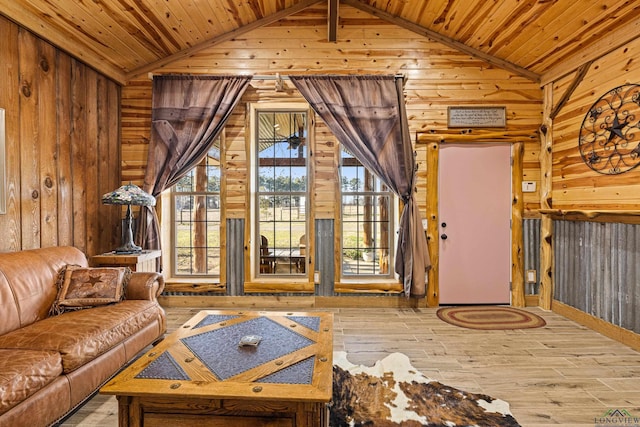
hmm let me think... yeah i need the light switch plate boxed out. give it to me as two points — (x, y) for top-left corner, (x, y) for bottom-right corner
(522, 181), (537, 193)
(526, 269), (537, 283)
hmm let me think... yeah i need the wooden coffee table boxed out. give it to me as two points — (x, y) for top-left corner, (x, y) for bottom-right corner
(101, 310), (333, 427)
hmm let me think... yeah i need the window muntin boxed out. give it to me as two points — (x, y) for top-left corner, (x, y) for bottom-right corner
(256, 111), (308, 276)
(171, 143), (221, 276)
(341, 149), (393, 277)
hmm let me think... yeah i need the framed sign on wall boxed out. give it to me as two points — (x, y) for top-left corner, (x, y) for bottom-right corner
(447, 106), (506, 128)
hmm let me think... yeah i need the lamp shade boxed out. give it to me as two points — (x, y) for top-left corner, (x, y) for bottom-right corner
(101, 183), (155, 254)
(102, 183), (156, 207)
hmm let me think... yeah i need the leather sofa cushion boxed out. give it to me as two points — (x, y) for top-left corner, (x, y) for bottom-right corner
(0, 246), (88, 335)
(0, 349), (63, 415)
(0, 300), (163, 373)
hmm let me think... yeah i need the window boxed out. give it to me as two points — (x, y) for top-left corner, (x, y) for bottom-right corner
(171, 142), (221, 276)
(255, 110), (308, 276)
(341, 149), (394, 277)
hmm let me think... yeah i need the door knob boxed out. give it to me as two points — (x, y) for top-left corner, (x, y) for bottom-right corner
(440, 233), (448, 240)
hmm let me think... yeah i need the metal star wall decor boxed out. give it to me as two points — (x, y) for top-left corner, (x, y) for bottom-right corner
(578, 83), (640, 175)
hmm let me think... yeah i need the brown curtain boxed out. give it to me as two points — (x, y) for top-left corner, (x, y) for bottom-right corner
(136, 75), (252, 266)
(289, 75), (430, 297)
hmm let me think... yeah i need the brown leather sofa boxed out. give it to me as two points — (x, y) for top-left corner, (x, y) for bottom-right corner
(0, 246), (166, 427)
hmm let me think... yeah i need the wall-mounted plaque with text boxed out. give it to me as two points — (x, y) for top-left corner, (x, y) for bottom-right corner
(447, 106), (506, 128)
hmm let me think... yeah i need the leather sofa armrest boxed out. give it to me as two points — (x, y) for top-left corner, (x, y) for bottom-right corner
(126, 272), (165, 300)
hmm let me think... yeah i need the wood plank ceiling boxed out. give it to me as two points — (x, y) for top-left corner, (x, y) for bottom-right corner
(1, 0), (639, 85)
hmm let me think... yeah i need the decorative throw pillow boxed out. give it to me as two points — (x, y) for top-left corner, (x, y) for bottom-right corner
(50, 265), (130, 315)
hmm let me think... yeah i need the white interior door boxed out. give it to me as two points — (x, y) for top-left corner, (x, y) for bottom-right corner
(438, 144), (512, 305)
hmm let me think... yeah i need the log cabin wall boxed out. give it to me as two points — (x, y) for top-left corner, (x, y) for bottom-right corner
(0, 15), (121, 256)
(542, 36), (640, 335)
(121, 4), (543, 297)
(550, 37), (640, 212)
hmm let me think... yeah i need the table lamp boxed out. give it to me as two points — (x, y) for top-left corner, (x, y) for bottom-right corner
(102, 183), (156, 254)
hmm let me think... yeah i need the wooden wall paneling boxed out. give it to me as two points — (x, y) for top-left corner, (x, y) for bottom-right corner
(84, 68), (99, 256)
(0, 17), (21, 252)
(36, 39), (58, 248)
(414, 142), (427, 214)
(96, 75), (122, 254)
(18, 29), (41, 250)
(312, 120), (337, 220)
(107, 79), (122, 252)
(120, 79), (152, 185)
(0, 16), (121, 256)
(57, 53), (74, 247)
(551, 38), (640, 211)
(313, 148), (338, 219)
(522, 142), (541, 217)
(70, 59), (87, 253)
(226, 104), (248, 219)
(91, 74), (121, 256)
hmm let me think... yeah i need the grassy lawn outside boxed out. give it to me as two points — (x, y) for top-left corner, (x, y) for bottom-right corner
(173, 206), (388, 276)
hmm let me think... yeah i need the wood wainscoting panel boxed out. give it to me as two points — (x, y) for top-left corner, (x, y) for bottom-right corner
(0, 15), (121, 255)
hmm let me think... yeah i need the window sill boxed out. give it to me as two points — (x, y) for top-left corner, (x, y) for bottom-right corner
(335, 281), (403, 293)
(244, 280), (314, 293)
(337, 277), (398, 284)
(163, 278), (224, 294)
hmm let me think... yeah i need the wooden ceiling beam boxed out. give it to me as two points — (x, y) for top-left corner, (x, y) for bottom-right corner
(328, 0), (339, 42)
(342, 0), (540, 83)
(550, 61), (592, 120)
(126, 0), (325, 82)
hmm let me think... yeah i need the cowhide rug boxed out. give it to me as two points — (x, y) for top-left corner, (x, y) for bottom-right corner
(330, 352), (520, 427)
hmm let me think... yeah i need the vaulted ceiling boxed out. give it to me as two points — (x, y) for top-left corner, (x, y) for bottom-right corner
(2, 0), (639, 85)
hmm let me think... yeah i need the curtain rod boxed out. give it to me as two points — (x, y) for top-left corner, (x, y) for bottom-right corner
(148, 73), (405, 81)
(252, 74), (290, 81)
(147, 73), (290, 80)
(251, 74), (406, 80)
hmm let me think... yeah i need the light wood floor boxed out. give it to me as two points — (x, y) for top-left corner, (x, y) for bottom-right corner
(60, 306), (640, 427)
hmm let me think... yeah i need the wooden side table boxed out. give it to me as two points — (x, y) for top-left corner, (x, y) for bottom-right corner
(91, 250), (161, 272)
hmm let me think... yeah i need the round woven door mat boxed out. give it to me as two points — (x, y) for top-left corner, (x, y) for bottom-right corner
(436, 305), (546, 330)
